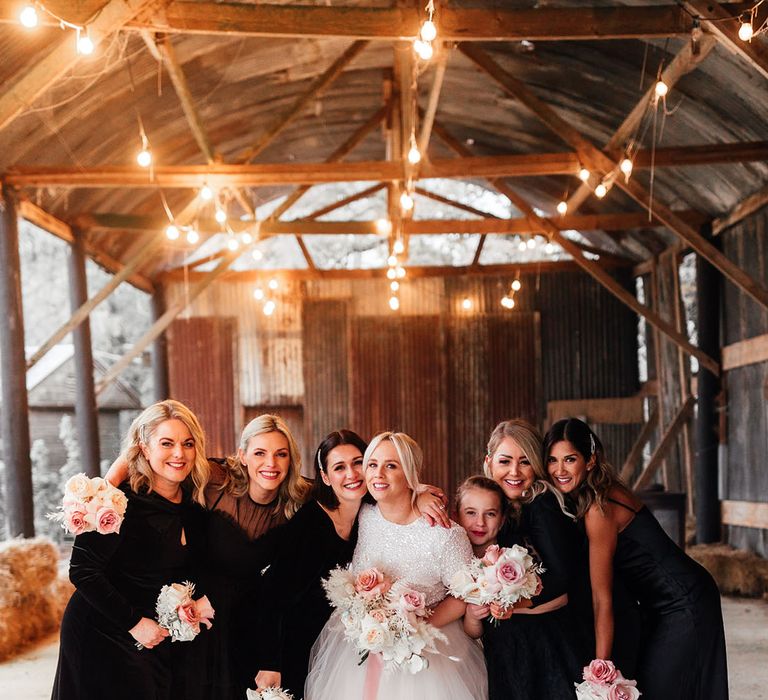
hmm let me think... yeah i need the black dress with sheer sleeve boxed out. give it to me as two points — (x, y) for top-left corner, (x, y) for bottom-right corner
(609, 499), (728, 699)
(481, 489), (588, 700)
(51, 485), (207, 700)
(255, 499), (358, 699)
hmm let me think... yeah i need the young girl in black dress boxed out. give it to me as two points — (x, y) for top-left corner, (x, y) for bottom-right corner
(52, 400), (210, 700)
(478, 419), (588, 700)
(544, 417), (729, 699)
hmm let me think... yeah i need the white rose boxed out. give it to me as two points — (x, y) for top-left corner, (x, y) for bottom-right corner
(64, 473), (95, 500)
(406, 654), (428, 674)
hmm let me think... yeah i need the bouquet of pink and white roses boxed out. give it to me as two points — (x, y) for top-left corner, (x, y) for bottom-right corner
(575, 659), (641, 700)
(136, 581), (215, 649)
(323, 566), (446, 673)
(448, 544), (544, 616)
(48, 473), (128, 536)
(245, 688), (294, 700)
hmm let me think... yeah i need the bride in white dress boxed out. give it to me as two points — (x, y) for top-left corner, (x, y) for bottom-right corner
(305, 432), (488, 700)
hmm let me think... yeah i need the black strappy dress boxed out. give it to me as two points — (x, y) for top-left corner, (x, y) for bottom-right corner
(608, 498), (728, 699)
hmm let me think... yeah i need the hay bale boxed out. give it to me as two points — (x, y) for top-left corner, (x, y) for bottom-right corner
(0, 537), (58, 589)
(688, 543), (768, 598)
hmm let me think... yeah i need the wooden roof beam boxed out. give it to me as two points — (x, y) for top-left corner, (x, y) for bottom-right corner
(460, 43), (768, 313)
(712, 182), (768, 235)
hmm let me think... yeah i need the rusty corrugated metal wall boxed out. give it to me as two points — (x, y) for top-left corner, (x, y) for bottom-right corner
(721, 205), (768, 557)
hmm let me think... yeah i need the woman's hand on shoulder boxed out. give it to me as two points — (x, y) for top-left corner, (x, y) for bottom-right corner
(255, 670), (282, 690)
(128, 617), (169, 648)
(416, 483), (450, 528)
(105, 454), (130, 487)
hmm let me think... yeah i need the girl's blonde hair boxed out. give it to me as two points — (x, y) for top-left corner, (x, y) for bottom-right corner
(223, 414), (310, 518)
(123, 400), (210, 506)
(363, 431), (423, 505)
(484, 419), (573, 519)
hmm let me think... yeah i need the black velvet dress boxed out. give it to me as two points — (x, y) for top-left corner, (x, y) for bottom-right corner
(51, 485), (207, 700)
(610, 500), (728, 699)
(482, 490), (589, 700)
(256, 500), (358, 699)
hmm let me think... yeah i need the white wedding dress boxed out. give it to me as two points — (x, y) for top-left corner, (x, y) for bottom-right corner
(305, 504), (488, 699)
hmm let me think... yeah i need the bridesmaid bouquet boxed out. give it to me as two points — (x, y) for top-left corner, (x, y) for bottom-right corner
(575, 659), (641, 700)
(245, 689), (294, 700)
(323, 566), (447, 673)
(48, 473), (127, 535)
(136, 581), (215, 649)
(447, 544), (544, 615)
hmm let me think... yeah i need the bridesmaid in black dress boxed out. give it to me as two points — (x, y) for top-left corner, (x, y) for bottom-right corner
(478, 419), (588, 700)
(253, 430), (451, 698)
(544, 418), (728, 699)
(52, 400), (210, 700)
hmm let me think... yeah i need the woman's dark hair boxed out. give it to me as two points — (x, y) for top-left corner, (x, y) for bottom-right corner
(310, 429), (370, 509)
(543, 417), (623, 519)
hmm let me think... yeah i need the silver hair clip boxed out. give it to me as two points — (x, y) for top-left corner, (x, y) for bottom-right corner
(589, 433), (596, 456)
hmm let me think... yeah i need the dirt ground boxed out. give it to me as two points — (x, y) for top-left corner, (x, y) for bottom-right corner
(1, 596), (765, 699)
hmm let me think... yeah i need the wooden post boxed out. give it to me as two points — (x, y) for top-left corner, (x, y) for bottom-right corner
(68, 230), (100, 477)
(150, 283), (170, 401)
(695, 224), (722, 543)
(0, 186), (34, 536)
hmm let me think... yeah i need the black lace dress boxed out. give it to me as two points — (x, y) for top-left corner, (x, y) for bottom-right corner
(51, 485), (207, 700)
(609, 500), (728, 699)
(482, 490), (589, 700)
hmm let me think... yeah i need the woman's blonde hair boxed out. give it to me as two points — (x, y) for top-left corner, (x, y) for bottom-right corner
(363, 431), (422, 505)
(484, 419), (573, 519)
(123, 400), (210, 506)
(223, 414), (310, 519)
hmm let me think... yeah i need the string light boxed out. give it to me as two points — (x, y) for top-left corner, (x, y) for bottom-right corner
(241, 232), (253, 244)
(200, 185), (214, 201)
(556, 200), (568, 215)
(263, 300), (276, 316)
(252, 248), (263, 261)
(654, 80), (668, 98)
(165, 224), (179, 240)
(511, 279), (522, 292)
(390, 281), (400, 292)
(501, 275), (522, 310)
(620, 157), (634, 178)
(738, 17), (754, 41)
(501, 296), (515, 309)
(400, 190), (414, 211)
(594, 182), (607, 199)
(19, 5), (38, 28)
(375, 218), (392, 235)
(407, 142), (422, 165)
(461, 297), (472, 311)
(396, 266), (406, 279)
(420, 19), (437, 42)
(227, 237), (239, 251)
(253, 287), (265, 301)
(76, 28), (94, 56)
(526, 237), (536, 249)
(386, 268), (397, 280)
(136, 147), (151, 168)
(518, 240), (527, 252)
(545, 242), (556, 255)
(268, 278), (279, 290)
(389, 295), (400, 311)
(413, 39), (434, 61)
(393, 238), (405, 254)
(215, 208), (227, 224)
(186, 228), (199, 244)
(578, 168), (591, 182)
(387, 254), (398, 267)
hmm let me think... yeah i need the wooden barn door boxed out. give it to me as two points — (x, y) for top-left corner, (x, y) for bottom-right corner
(167, 316), (237, 458)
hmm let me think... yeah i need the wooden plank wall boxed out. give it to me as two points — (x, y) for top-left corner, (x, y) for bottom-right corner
(721, 203), (768, 556)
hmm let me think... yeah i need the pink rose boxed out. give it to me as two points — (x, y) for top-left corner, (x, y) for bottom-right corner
(481, 544), (502, 566)
(95, 506), (122, 535)
(64, 506), (89, 535)
(399, 590), (427, 616)
(607, 680), (640, 700)
(177, 601), (201, 632)
(583, 659), (618, 685)
(496, 559), (526, 586)
(369, 608), (388, 623)
(193, 595), (215, 630)
(354, 568), (391, 599)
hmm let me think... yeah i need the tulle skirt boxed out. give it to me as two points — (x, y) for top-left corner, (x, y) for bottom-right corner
(305, 614), (488, 700)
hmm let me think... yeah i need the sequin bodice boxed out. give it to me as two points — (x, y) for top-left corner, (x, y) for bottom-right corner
(350, 504), (472, 607)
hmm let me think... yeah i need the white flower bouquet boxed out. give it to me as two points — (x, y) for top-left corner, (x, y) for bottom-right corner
(136, 581), (215, 649)
(323, 566), (446, 673)
(48, 473), (128, 536)
(246, 688), (294, 700)
(448, 544), (544, 615)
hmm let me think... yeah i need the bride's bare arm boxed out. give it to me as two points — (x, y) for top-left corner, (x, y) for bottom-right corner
(105, 454), (129, 486)
(428, 595), (466, 628)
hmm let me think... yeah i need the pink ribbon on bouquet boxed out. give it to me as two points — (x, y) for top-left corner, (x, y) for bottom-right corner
(363, 652), (383, 700)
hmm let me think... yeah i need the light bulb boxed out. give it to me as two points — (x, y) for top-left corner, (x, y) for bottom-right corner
(268, 278), (278, 290)
(654, 80), (668, 98)
(186, 229), (199, 244)
(400, 191), (414, 211)
(215, 208), (227, 224)
(508, 298), (516, 309)
(136, 149), (151, 168)
(393, 238), (405, 254)
(227, 237), (239, 251)
(518, 240), (527, 252)
(200, 185), (214, 201)
(420, 19), (437, 42)
(595, 183), (607, 199)
(375, 218), (392, 235)
(252, 248), (263, 261)
(545, 242), (555, 255)
(407, 145), (421, 164)
(263, 300), (276, 316)
(511, 279), (522, 292)
(386, 268), (397, 280)
(241, 232), (253, 244)
(396, 266), (406, 279)
(556, 200), (568, 215)
(526, 238), (536, 249)
(253, 288), (265, 301)
(738, 21), (753, 42)
(387, 254), (398, 267)
(413, 39), (433, 61)
(165, 225), (179, 240)
(462, 297), (472, 310)
(578, 168), (590, 182)
(77, 33), (95, 56)
(620, 158), (633, 177)
(19, 6), (38, 28)
(390, 281), (400, 292)
(501, 296), (512, 309)
(389, 295), (400, 311)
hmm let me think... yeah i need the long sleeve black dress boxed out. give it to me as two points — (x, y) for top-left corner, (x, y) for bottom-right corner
(609, 499), (728, 699)
(255, 500), (358, 699)
(51, 485), (207, 700)
(481, 489), (588, 700)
